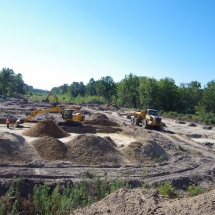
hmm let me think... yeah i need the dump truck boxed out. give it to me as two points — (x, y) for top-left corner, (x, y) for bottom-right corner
(130, 109), (162, 129)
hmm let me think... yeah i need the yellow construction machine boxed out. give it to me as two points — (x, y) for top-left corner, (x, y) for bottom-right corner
(130, 109), (162, 129)
(42, 91), (60, 105)
(19, 94), (28, 104)
(58, 109), (85, 126)
(16, 107), (85, 127)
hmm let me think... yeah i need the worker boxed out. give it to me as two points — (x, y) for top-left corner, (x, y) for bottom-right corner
(6, 118), (10, 128)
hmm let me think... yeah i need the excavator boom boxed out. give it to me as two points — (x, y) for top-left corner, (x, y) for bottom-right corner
(42, 91), (59, 104)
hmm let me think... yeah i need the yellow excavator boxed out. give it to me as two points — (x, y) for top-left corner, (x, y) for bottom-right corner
(16, 107), (85, 127)
(19, 94), (28, 104)
(42, 91), (60, 106)
(58, 109), (85, 126)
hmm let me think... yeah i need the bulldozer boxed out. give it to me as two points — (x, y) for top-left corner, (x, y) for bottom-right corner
(130, 109), (162, 129)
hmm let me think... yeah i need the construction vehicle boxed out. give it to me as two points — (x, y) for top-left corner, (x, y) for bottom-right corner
(58, 109), (85, 126)
(16, 107), (85, 127)
(19, 94), (28, 104)
(42, 91), (60, 106)
(16, 108), (49, 126)
(130, 109), (162, 129)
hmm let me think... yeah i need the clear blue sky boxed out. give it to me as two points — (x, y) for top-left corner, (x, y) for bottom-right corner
(0, 0), (214, 90)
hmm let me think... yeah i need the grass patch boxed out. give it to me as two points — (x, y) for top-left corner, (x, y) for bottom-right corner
(187, 184), (206, 197)
(157, 181), (178, 198)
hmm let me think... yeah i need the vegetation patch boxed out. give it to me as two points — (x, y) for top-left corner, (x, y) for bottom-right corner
(0, 173), (130, 215)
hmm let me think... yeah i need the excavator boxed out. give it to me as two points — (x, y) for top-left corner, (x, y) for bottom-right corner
(19, 94), (28, 104)
(42, 91), (60, 106)
(16, 107), (85, 127)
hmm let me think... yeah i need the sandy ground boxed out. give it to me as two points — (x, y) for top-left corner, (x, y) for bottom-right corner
(0, 123), (137, 145)
(1, 100), (215, 214)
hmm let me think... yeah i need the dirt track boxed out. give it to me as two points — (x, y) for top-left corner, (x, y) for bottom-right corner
(0, 100), (215, 214)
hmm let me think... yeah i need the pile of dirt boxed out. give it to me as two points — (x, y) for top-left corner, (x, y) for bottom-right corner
(22, 119), (70, 138)
(0, 132), (40, 163)
(103, 136), (117, 147)
(65, 134), (123, 165)
(66, 105), (81, 111)
(103, 104), (120, 110)
(72, 187), (215, 215)
(97, 106), (104, 111)
(32, 137), (67, 160)
(84, 113), (118, 126)
(120, 141), (169, 163)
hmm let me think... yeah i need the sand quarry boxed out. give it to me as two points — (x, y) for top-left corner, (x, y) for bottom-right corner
(0, 100), (215, 214)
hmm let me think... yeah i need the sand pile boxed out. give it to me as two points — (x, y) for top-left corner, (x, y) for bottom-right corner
(0, 132), (40, 163)
(22, 119), (70, 138)
(84, 113), (118, 126)
(65, 134), (123, 165)
(72, 187), (215, 215)
(120, 141), (169, 163)
(103, 104), (120, 110)
(103, 136), (117, 147)
(32, 137), (67, 160)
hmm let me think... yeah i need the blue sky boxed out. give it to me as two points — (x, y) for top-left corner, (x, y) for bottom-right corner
(0, 0), (214, 90)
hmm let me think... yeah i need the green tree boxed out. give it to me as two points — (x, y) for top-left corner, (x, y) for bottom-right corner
(157, 77), (179, 111)
(177, 81), (202, 113)
(98, 76), (116, 103)
(117, 74), (139, 108)
(138, 77), (159, 109)
(86, 78), (96, 96)
(202, 80), (215, 113)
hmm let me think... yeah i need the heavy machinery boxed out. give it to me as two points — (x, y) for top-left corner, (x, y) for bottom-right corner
(16, 107), (85, 127)
(58, 109), (85, 126)
(42, 91), (60, 106)
(130, 109), (162, 129)
(19, 94), (28, 104)
(16, 108), (49, 126)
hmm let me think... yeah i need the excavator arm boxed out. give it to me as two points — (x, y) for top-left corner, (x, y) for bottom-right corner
(42, 91), (59, 104)
(20, 109), (49, 123)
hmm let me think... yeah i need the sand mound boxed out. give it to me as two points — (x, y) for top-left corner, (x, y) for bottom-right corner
(65, 134), (122, 165)
(103, 104), (120, 110)
(22, 119), (70, 138)
(0, 132), (40, 163)
(103, 136), (117, 147)
(32, 137), (67, 160)
(120, 141), (169, 163)
(84, 113), (118, 126)
(72, 188), (215, 215)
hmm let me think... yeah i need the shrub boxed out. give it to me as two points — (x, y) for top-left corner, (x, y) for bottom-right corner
(188, 184), (205, 196)
(157, 181), (178, 198)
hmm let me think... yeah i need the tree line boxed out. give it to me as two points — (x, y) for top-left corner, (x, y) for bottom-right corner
(52, 73), (215, 115)
(1, 67), (215, 116)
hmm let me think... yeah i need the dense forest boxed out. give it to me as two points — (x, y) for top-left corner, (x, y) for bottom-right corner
(1, 67), (215, 123)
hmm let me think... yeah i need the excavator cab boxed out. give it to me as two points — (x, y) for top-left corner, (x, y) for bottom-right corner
(59, 109), (85, 126)
(62, 109), (73, 119)
(147, 109), (158, 116)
